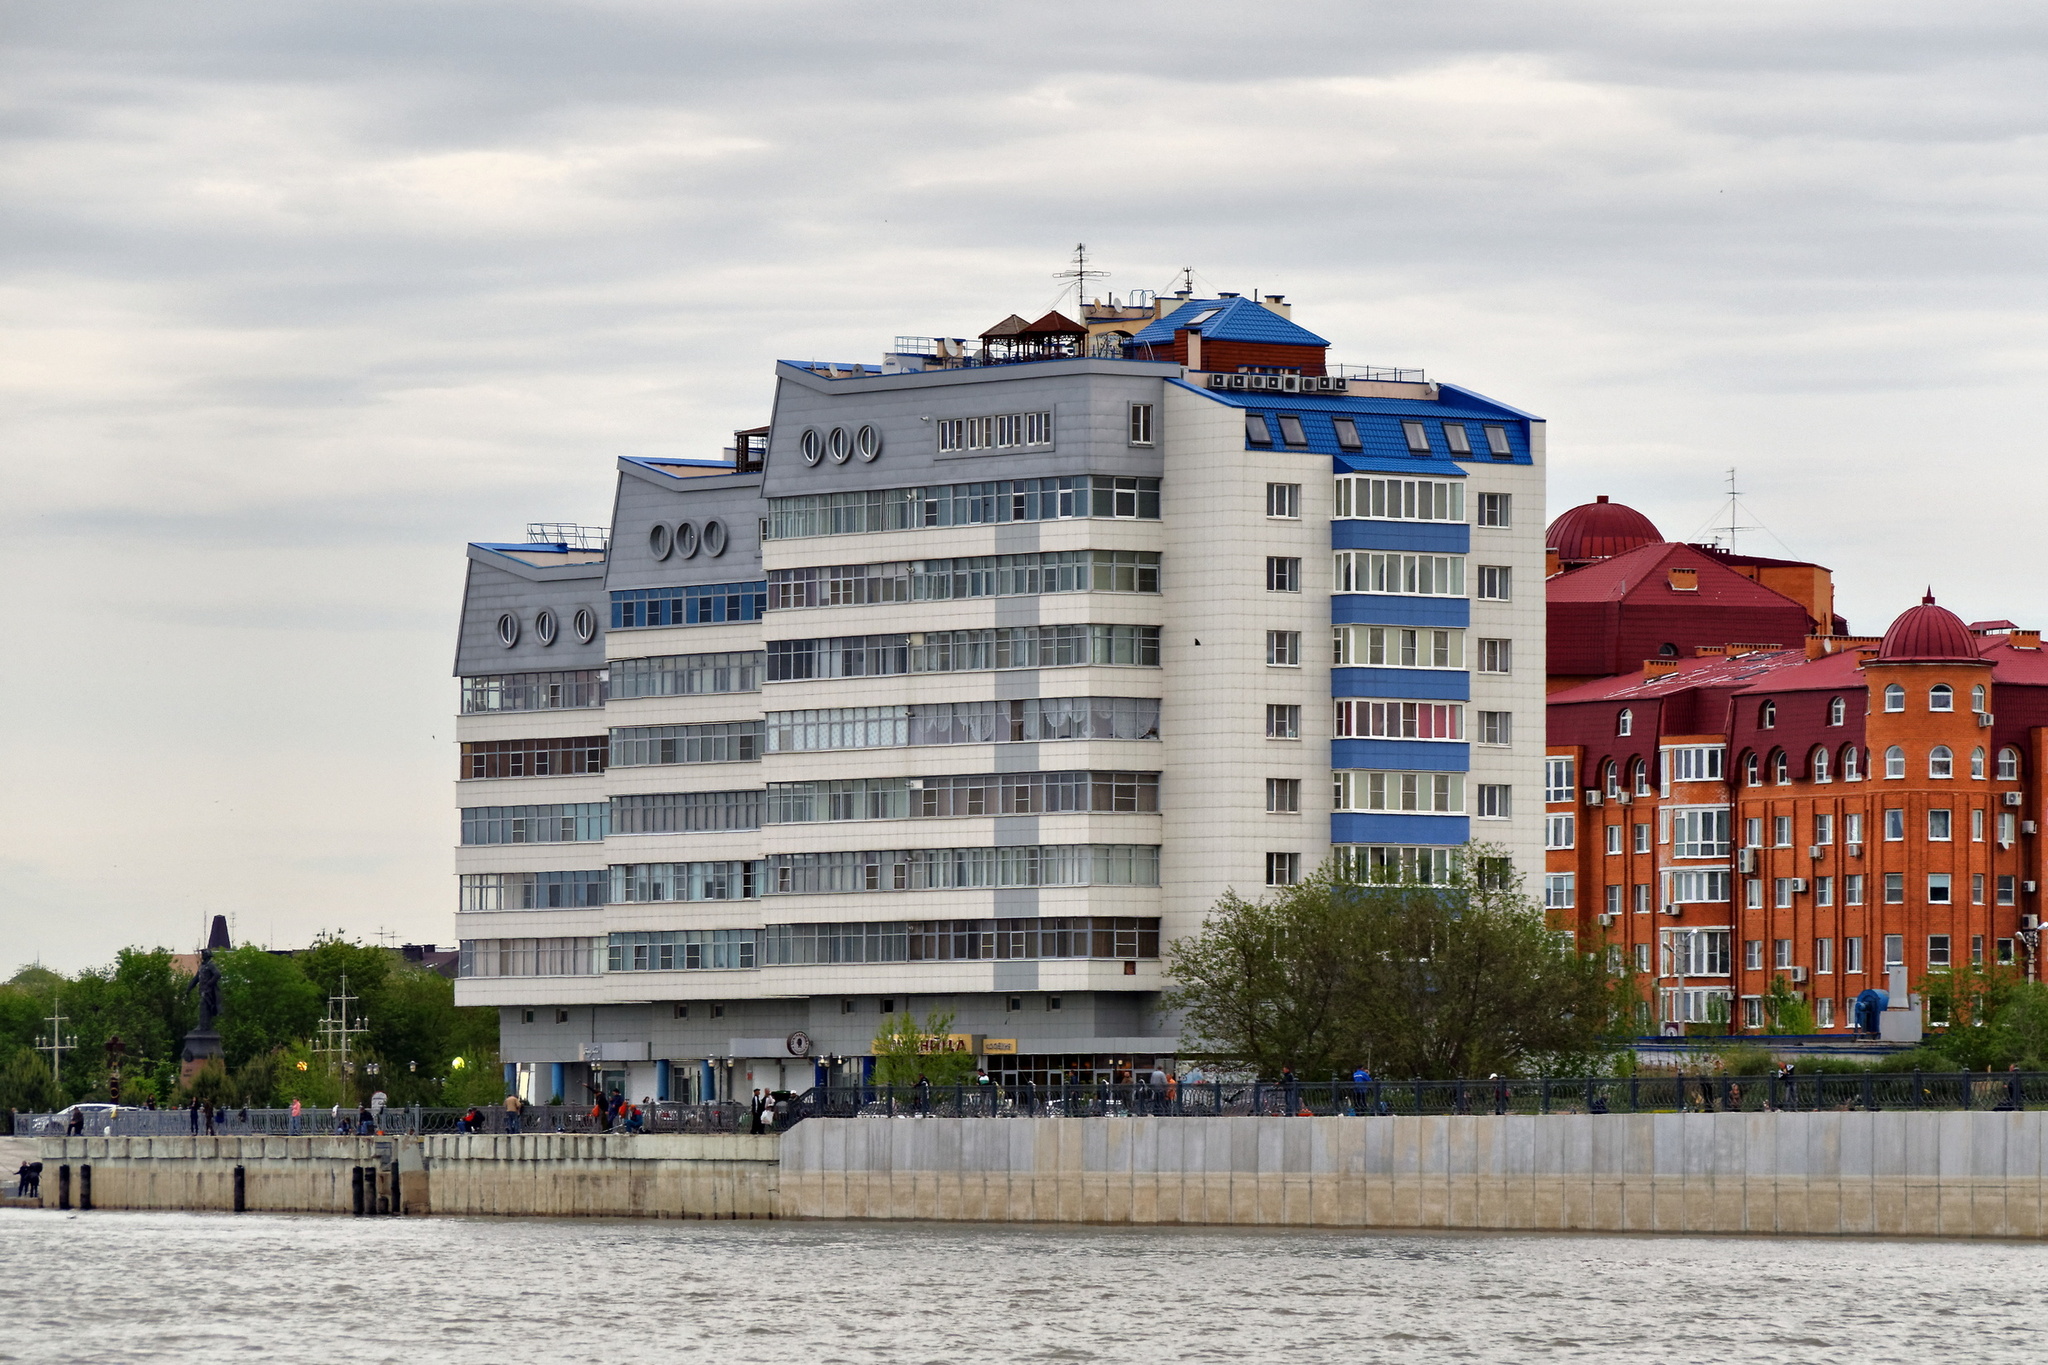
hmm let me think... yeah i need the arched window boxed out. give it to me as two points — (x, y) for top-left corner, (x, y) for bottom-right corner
(1843, 745), (1861, 781)
(1812, 747), (1831, 783)
(1884, 684), (1905, 712)
(1633, 758), (1651, 796)
(1604, 759), (1620, 797)
(1759, 700), (1776, 729)
(1828, 696), (1846, 726)
(1930, 684), (1953, 712)
(1972, 685), (1987, 714)
(1929, 745), (1953, 779)
(1971, 747), (1986, 780)
(1658, 642), (1678, 657)
(1743, 751), (1761, 787)
(1617, 708), (1633, 736)
(1772, 748), (1790, 785)
(1999, 747), (2022, 780)
(1885, 745), (1906, 779)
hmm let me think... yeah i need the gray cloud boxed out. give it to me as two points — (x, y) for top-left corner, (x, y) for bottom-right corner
(6, 1), (2048, 966)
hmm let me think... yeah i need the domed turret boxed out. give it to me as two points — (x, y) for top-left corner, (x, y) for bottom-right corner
(1877, 591), (1979, 663)
(1547, 496), (1660, 564)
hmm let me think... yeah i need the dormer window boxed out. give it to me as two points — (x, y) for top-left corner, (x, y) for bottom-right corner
(1331, 417), (1362, 451)
(1443, 423), (1472, 455)
(1246, 413), (1273, 445)
(1617, 708), (1633, 736)
(1483, 425), (1511, 457)
(1401, 420), (1430, 454)
(1276, 414), (1307, 447)
(1828, 696), (1846, 726)
(1759, 700), (1776, 729)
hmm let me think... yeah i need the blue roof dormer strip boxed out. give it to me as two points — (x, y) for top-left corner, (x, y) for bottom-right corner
(1171, 379), (1536, 469)
(1129, 296), (1331, 348)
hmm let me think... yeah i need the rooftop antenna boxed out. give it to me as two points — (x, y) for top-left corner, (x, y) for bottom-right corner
(1052, 242), (1109, 314)
(1178, 265), (1195, 294)
(1715, 466), (1759, 552)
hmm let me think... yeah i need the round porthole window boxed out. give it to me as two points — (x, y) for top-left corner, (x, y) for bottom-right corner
(855, 424), (882, 461)
(703, 519), (727, 556)
(648, 523), (673, 560)
(496, 612), (520, 647)
(799, 429), (824, 465)
(572, 607), (598, 643)
(676, 522), (700, 559)
(535, 609), (558, 646)
(827, 427), (852, 463)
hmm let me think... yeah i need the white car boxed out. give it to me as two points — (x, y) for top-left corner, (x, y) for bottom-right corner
(34, 1104), (129, 1136)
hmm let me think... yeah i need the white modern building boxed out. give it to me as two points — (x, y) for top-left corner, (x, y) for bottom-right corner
(450, 291), (1546, 1105)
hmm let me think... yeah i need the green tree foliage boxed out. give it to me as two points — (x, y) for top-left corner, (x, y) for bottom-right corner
(218, 947), (322, 1069)
(0, 1047), (63, 1114)
(871, 1010), (978, 1087)
(1763, 975), (1816, 1034)
(1164, 851), (1633, 1079)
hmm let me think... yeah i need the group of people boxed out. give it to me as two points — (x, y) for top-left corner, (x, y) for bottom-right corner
(749, 1089), (781, 1132)
(12, 1162), (42, 1198)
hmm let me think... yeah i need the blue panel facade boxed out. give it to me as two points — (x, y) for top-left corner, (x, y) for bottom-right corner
(1332, 668), (1470, 700)
(1331, 595), (1470, 628)
(1331, 739), (1470, 771)
(1330, 813), (1470, 845)
(1330, 520), (1469, 554)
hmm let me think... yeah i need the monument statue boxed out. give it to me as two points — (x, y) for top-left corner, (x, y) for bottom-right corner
(179, 915), (233, 1086)
(186, 949), (223, 1033)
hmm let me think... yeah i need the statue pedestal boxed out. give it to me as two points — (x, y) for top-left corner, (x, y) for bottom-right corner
(179, 1030), (224, 1087)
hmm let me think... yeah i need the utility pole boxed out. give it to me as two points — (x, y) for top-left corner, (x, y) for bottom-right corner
(36, 994), (76, 1083)
(315, 973), (369, 1096)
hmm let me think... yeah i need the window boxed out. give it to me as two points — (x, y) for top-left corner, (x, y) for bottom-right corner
(1817, 876), (1833, 906)
(1759, 700), (1776, 729)
(460, 804), (609, 845)
(1475, 784), (1512, 819)
(461, 735), (608, 780)
(1846, 812), (1864, 845)
(1476, 565), (1512, 601)
(461, 670), (608, 714)
(1444, 423), (1473, 455)
(610, 790), (762, 835)
(1814, 813), (1834, 844)
(1483, 425), (1512, 456)
(1606, 825), (1624, 855)
(1007, 996), (1022, 1013)
(1884, 808), (1905, 840)
(1478, 711), (1513, 746)
(1973, 935), (1985, 965)
(456, 940), (602, 980)
(1331, 416), (1362, 450)
(1275, 415), (1308, 447)
(1266, 705), (1301, 739)
(1999, 747), (2021, 780)
(1670, 870), (1731, 903)
(1617, 708), (1633, 736)
(1477, 638), (1513, 674)
(1930, 684), (1953, 712)
(766, 847), (1161, 896)
(610, 581), (767, 630)
(1265, 852), (1300, 887)
(1334, 771), (1464, 813)
(1846, 874), (1864, 906)
(1883, 872), (1904, 903)
(1267, 557), (1301, 592)
(1682, 931), (1733, 976)
(1843, 746), (1861, 781)
(606, 928), (759, 973)
(1971, 747), (1986, 779)
(1604, 886), (1623, 918)
(1266, 778), (1301, 814)
(1634, 884), (1652, 913)
(1846, 936), (1864, 972)
(1928, 809), (1952, 840)
(1334, 700), (1463, 740)
(1828, 696), (1846, 726)
(1774, 879), (1794, 908)
(1634, 760), (1652, 796)
(762, 917), (1160, 964)
(1667, 746), (1725, 782)
(1331, 551), (1464, 596)
(1885, 746), (1905, 779)
(1774, 815), (1793, 846)
(1268, 631), (1301, 666)
(1818, 937), (1834, 973)
(1928, 934), (1951, 966)
(2001, 812), (2017, 845)
(1545, 757), (1576, 803)
(1340, 845), (1462, 885)
(1773, 750), (1790, 785)
(1929, 745), (1953, 779)
(460, 872), (610, 912)
(1266, 483), (1301, 518)
(1999, 874), (2017, 905)
(1743, 752), (1761, 787)
(1635, 941), (1651, 969)
(1334, 626), (1463, 668)
(1999, 938), (2016, 964)
(1544, 874), (1576, 909)
(764, 772), (1160, 823)
(1545, 814), (1576, 849)
(610, 722), (763, 768)
(1972, 873), (1985, 904)
(765, 476), (1160, 539)
(1927, 874), (1952, 904)
(767, 624), (1158, 680)
(1671, 808), (1731, 858)
(767, 550), (1163, 609)
(1817, 998), (1835, 1028)
(1744, 940), (1764, 970)
(610, 651), (763, 700)
(1773, 939), (1793, 968)
(765, 696), (1160, 754)
(1884, 684), (1905, 712)
(1246, 413), (1273, 445)
(1128, 403), (1154, 445)
(1744, 817), (1763, 848)
(1476, 492), (1511, 527)
(1972, 684), (1987, 713)
(1400, 420), (1430, 453)
(1634, 823), (1651, 853)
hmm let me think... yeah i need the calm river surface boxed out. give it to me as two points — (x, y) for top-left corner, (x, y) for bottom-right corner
(2, 1208), (2044, 1363)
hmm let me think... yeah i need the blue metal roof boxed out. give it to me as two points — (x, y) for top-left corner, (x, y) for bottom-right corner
(1169, 379), (1533, 467)
(1127, 296), (1329, 348)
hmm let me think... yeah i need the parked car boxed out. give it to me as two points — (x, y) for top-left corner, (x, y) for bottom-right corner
(34, 1104), (129, 1136)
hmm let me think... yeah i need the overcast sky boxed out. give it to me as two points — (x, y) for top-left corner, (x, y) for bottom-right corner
(6, 2), (2047, 970)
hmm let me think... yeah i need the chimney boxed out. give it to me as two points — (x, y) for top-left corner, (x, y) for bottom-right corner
(1644, 658), (1680, 682)
(2012, 630), (2041, 650)
(1184, 325), (1202, 371)
(1667, 567), (1698, 592)
(1262, 293), (1290, 317)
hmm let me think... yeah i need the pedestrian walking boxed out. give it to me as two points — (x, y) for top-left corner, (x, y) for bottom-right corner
(756, 1093), (775, 1133)
(1351, 1065), (1373, 1116)
(289, 1097), (303, 1136)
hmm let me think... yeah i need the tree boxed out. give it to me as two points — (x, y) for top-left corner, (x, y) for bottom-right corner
(218, 947), (322, 1070)
(872, 1010), (977, 1087)
(0, 1047), (63, 1116)
(1165, 850), (1632, 1079)
(1763, 975), (1816, 1035)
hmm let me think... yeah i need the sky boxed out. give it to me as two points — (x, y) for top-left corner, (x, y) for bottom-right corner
(5, 2), (2048, 970)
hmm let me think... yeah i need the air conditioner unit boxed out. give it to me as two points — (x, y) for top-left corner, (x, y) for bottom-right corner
(1846, 843), (1863, 857)
(2005, 792), (2024, 807)
(2025, 821), (2039, 835)
(1598, 913), (1617, 927)
(1584, 789), (1603, 806)
(1659, 905), (1682, 916)
(2028, 882), (2040, 895)
(1978, 713), (1995, 728)
(1808, 845), (1824, 859)
(1791, 878), (1809, 893)
(1614, 792), (1632, 805)
(1789, 966), (1808, 983)
(1738, 849), (1757, 873)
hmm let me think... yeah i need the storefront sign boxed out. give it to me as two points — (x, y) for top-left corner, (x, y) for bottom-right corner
(981, 1039), (1018, 1055)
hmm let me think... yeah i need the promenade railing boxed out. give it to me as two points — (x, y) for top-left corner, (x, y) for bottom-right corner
(12, 1100), (750, 1139)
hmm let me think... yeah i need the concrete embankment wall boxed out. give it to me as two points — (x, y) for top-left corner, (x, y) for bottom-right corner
(778, 1113), (2048, 1238)
(30, 1133), (779, 1220)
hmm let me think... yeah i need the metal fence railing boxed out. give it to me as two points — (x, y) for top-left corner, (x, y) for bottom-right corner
(12, 1101), (759, 1139)
(783, 1072), (2045, 1122)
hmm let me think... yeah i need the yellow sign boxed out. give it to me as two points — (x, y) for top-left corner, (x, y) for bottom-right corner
(915, 1034), (975, 1055)
(982, 1039), (1018, 1055)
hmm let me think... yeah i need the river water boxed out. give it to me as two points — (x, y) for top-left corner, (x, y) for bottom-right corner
(1, 1208), (2043, 1363)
